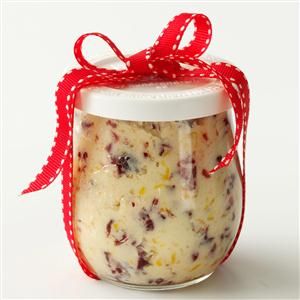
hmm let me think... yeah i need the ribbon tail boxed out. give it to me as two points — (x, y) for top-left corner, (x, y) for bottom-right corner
(21, 117), (71, 195)
(210, 63), (250, 263)
(21, 69), (86, 195)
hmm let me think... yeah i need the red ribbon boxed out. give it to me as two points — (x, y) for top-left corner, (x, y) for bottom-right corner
(22, 13), (250, 280)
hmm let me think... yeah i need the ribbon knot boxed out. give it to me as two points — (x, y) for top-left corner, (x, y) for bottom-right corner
(22, 12), (250, 281)
(75, 13), (213, 79)
(126, 49), (154, 75)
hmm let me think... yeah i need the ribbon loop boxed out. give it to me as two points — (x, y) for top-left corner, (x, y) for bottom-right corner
(152, 13), (212, 60)
(74, 32), (127, 72)
(178, 13), (212, 58)
(127, 13), (213, 77)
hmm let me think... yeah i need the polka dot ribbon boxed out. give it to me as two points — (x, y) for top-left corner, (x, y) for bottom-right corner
(22, 13), (250, 280)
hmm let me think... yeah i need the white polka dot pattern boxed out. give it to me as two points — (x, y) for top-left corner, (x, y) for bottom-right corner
(22, 12), (250, 280)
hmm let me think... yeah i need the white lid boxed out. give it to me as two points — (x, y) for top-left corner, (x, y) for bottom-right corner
(75, 56), (231, 121)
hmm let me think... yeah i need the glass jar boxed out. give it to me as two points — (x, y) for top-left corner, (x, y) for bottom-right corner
(72, 58), (242, 290)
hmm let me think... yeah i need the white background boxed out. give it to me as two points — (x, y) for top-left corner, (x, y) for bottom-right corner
(2, 1), (299, 299)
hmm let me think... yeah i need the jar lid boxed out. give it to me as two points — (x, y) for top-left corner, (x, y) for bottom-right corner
(75, 56), (231, 121)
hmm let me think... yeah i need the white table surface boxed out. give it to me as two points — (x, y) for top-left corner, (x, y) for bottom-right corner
(2, 1), (299, 299)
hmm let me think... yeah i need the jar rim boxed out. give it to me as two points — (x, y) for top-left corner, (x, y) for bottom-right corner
(75, 55), (232, 121)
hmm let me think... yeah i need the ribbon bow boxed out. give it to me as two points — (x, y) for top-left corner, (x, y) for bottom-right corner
(22, 13), (250, 280)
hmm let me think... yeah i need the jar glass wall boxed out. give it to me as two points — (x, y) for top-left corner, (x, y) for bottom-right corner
(72, 109), (242, 290)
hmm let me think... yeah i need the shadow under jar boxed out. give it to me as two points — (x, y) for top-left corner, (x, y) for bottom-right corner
(72, 61), (242, 290)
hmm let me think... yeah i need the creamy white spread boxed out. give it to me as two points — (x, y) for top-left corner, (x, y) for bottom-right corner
(73, 110), (242, 286)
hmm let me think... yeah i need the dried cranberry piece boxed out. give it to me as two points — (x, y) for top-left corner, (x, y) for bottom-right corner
(136, 246), (150, 270)
(137, 256), (149, 270)
(210, 243), (217, 253)
(106, 119), (117, 128)
(82, 152), (88, 160)
(81, 120), (94, 129)
(232, 211), (236, 221)
(159, 214), (166, 220)
(139, 208), (154, 231)
(201, 226), (215, 244)
(148, 278), (173, 285)
(155, 278), (164, 284)
(228, 174), (236, 189)
(151, 123), (160, 131)
(202, 133), (209, 141)
(114, 233), (128, 246)
(77, 151), (88, 172)
(105, 143), (112, 153)
(216, 155), (222, 162)
(192, 252), (199, 261)
(78, 151), (88, 160)
(104, 251), (126, 276)
(112, 131), (119, 142)
(187, 210), (193, 217)
(226, 196), (234, 211)
(220, 228), (231, 240)
(111, 154), (137, 175)
(159, 143), (171, 156)
(106, 219), (113, 237)
(202, 169), (211, 178)
(177, 156), (197, 190)
(152, 198), (159, 206)
(223, 174), (236, 200)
